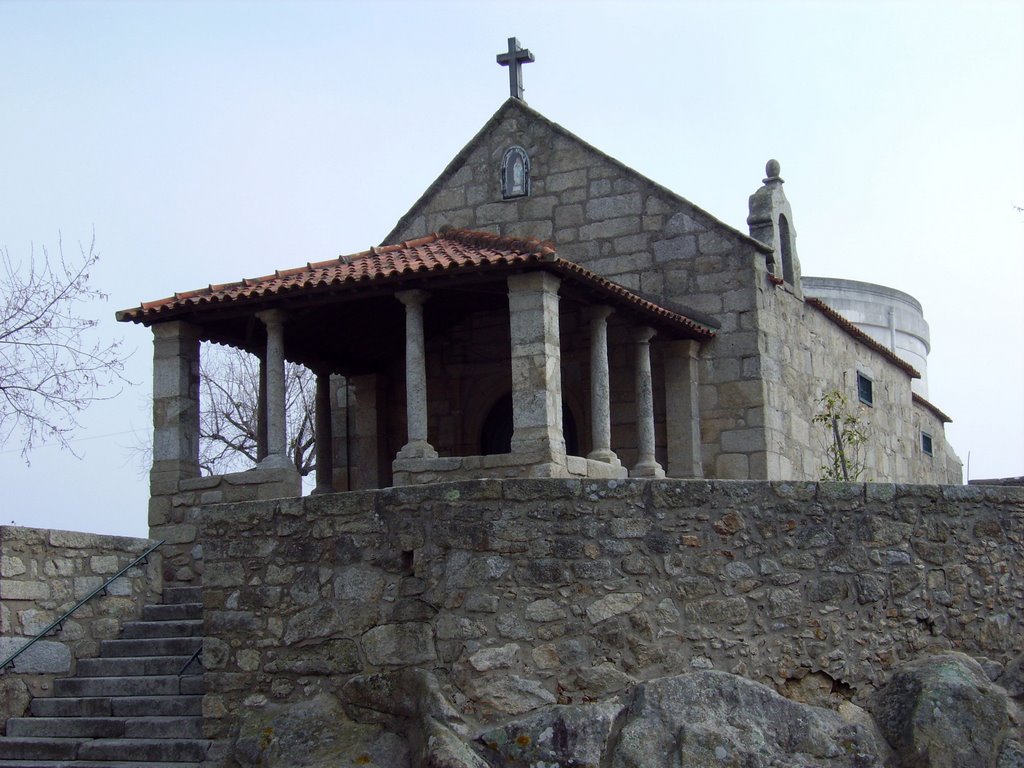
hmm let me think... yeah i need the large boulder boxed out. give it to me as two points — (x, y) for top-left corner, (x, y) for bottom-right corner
(476, 699), (625, 767)
(611, 671), (884, 768)
(231, 692), (410, 767)
(867, 652), (1012, 768)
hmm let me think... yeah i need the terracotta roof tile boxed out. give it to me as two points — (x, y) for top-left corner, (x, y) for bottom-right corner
(805, 297), (920, 379)
(116, 228), (715, 339)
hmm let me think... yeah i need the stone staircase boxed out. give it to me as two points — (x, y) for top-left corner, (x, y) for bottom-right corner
(0, 586), (214, 767)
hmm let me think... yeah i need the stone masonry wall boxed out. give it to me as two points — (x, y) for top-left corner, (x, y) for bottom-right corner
(149, 467), (300, 585)
(757, 282), (961, 483)
(0, 526), (162, 731)
(199, 478), (1022, 739)
(386, 101), (772, 478)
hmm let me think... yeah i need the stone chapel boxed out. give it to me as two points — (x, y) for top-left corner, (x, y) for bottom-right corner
(117, 38), (962, 546)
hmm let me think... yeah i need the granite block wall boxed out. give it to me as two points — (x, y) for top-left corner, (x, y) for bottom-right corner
(149, 466), (300, 584)
(386, 101), (771, 478)
(199, 478), (1023, 739)
(758, 283), (961, 484)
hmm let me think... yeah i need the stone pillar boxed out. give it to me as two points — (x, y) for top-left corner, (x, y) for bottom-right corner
(663, 339), (703, 478)
(256, 355), (268, 462)
(257, 309), (291, 469)
(350, 373), (388, 489)
(312, 369), (334, 494)
(150, 321), (201, 494)
(395, 290), (438, 460)
(630, 326), (665, 478)
(507, 272), (565, 461)
(329, 375), (351, 492)
(587, 305), (620, 467)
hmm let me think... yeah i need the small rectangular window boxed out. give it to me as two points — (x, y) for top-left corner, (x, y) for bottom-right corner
(856, 372), (873, 406)
(921, 432), (934, 456)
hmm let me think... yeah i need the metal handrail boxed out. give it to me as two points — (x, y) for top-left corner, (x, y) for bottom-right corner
(1, 539), (165, 673)
(178, 646), (203, 676)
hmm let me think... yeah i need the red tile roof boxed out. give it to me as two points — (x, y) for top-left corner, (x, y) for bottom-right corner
(116, 228), (715, 339)
(805, 297), (921, 379)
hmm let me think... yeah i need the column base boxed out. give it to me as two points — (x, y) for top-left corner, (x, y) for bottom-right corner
(587, 448), (622, 468)
(629, 460), (666, 479)
(396, 440), (439, 460)
(258, 453), (294, 471)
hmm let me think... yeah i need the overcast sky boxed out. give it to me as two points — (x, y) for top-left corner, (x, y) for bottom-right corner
(2, 0), (1022, 538)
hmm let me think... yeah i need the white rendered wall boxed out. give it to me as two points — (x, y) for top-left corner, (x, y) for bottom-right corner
(802, 277), (931, 397)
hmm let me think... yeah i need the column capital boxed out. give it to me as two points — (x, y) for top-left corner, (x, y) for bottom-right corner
(587, 304), (614, 323)
(256, 308), (287, 328)
(632, 325), (657, 344)
(396, 289), (430, 308)
(507, 270), (561, 295)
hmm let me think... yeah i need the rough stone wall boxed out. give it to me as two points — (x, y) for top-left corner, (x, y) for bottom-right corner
(385, 101), (771, 479)
(758, 284), (960, 483)
(199, 478), (1022, 739)
(149, 467), (299, 584)
(0, 526), (161, 731)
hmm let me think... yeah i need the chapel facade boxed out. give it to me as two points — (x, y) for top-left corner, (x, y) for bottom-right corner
(119, 59), (962, 561)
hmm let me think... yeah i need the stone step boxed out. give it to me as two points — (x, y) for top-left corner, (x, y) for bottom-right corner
(160, 587), (202, 605)
(5, 719), (123, 739)
(0, 762), (201, 768)
(0, 586), (214, 765)
(0, 739), (82, 761)
(119, 620), (203, 639)
(0, 738), (210, 764)
(98, 637), (201, 658)
(6, 717), (202, 740)
(52, 676), (189, 699)
(141, 603), (202, 622)
(29, 700), (111, 719)
(75, 656), (197, 678)
(76, 738), (212, 763)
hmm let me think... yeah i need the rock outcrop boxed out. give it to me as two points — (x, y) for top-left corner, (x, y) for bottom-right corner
(867, 652), (1021, 768)
(226, 653), (1023, 767)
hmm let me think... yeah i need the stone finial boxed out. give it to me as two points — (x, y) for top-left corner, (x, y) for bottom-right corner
(747, 158), (802, 294)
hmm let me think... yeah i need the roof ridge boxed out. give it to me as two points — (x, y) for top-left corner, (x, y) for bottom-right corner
(439, 226), (555, 257)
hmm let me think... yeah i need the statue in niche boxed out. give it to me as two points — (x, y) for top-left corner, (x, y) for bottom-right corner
(501, 145), (530, 199)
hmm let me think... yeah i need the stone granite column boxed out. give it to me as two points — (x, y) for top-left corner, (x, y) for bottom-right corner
(150, 321), (201, 493)
(507, 272), (566, 461)
(256, 355), (268, 462)
(257, 309), (291, 469)
(587, 305), (621, 467)
(630, 326), (665, 478)
(396, 290), (438, 459)
(663, 339), (703, 478)
(312, 368), (334, 494)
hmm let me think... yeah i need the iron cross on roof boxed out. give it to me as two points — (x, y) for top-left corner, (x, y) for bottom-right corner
(496, 37), (534, 101)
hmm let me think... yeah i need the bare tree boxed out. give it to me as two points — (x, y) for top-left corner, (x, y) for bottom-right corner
(0, 235), (127, 458)
(198, 343), (316, 476)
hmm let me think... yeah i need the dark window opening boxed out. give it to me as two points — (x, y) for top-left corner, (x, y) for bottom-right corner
(856, 373), (874, 407)
(480, 392), (579, 456)
(779, 214), (794, 284)
(921, 432), (934, 456)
